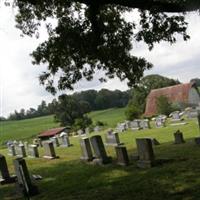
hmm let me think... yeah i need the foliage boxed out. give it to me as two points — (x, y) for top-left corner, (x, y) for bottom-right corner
(128, 74), (180, 114)
(191, 78), (200, 87)
(95, 120), (106, 126)
(73, 115), (92, 131)
(156, 95), (173, 116)
(7, 89), (130, 121)
(125, 100), (142, 120)
(7, 0), (194, 93)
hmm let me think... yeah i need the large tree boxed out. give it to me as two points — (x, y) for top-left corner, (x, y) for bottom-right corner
(5, 0), (200, 93)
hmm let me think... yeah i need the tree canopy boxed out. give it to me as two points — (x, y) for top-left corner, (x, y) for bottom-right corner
(5, 0), (200, 93)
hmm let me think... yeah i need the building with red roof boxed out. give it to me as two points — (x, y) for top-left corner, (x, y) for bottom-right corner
(38, 127), (69, 139)
(144, 82), (200, 117)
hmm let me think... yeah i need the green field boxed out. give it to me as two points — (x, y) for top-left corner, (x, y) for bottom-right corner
(0, 108), (200, 200)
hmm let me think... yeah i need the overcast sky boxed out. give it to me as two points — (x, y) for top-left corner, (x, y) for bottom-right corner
(0, 5), (200, 117)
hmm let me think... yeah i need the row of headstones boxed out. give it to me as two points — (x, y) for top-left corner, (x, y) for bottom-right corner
(7, 135), (71, 159)
(0, 154), (39, 197)
(80, 130), (200, 167)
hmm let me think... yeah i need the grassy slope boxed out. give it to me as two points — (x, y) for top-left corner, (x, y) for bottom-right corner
(0, 109), (200, 199)
(0, 108), (126, 145)
(0, 115), (59, 145)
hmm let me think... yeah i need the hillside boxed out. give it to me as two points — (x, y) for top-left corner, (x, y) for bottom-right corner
(0, 108), (126, 145)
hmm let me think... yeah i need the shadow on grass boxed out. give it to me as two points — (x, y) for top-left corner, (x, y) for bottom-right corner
(2, 137), (200, 200)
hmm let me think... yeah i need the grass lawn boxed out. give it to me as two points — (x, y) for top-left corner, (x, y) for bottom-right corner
(0, 115), (200, 200)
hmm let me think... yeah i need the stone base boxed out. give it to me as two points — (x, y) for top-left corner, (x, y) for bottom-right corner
(80, 156), (94, 162)
(137, 160), (154, 168)
(0, 175), (17, 185)
(43, 156), (59, 159)
(92, 157), (112, 165)
(105, 142), (124, 147)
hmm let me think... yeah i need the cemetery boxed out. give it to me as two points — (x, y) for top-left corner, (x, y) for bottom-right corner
(1, 108), (200, 199)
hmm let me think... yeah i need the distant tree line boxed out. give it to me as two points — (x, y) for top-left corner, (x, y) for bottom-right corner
(6, 89), (130, 121)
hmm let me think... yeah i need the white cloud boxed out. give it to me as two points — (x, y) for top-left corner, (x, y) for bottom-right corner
(0, 6), (200, 117)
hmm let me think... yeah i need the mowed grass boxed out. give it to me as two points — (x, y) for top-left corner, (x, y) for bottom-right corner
(0, 108), (126, 146)
(0, 115), (59, 145)
(88, 107), (126, 127)
(1, 114), (200, 199)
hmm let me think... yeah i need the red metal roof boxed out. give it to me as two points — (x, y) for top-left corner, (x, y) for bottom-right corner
(144, 83), (194, 117)
(38, 127), (66, 138)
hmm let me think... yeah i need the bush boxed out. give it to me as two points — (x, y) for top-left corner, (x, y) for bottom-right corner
(156, 96), (173, 116)
(125, 101), (142, 120)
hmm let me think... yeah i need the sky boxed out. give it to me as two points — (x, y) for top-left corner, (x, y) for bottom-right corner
(0, 5), (200, 117)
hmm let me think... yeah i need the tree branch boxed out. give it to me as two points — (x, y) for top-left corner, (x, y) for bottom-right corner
(78, 0), (200, 12)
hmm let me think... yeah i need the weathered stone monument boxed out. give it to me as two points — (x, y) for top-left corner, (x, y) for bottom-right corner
(0, 154), (16, 184)
(28, 145), (39, 158)
(51, 137), (60, 147)
(60, 135), (71, 147)
(174, 130), (185, 144)
(130, 120), (141, 131)
(80, 137), (93, 161)
(13, 158), (39, 197)
(115, 146), (129, 166)
(170, 111), (181, 122)
(105, 131), (121, 146)
(16, 144), (27, 158)
(136, 138), (155, 168)
(90, 135), (111, 164)
(8, 144), (16, 156)
(116, 123), (126, 132)
(43, 141), (57, 159)
(140, 119), (150, 129)
(155, 117), (165, 128)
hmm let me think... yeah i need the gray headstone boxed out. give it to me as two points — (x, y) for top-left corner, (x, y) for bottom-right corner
(43, 141), (57, 159)
(130, 120), (141, 131)
(60, 135), (71, 147)
(80, 137), (93, 161)
(170, 111), (181, 122)
(136, 138), (155, 168)
(90, 135), (112, 164)
(13, 158), (39, 197)
(105, 132), (121, 146)
(0, 154), (16, 184)
(140, 119), (150, 129)
(28, 145), (39, 158)
(8, 144), (16, 156)
(155, 117), (165, 128)
(16, 144), (27, 158)
(51, 137), (60, 147)
(115, 146), (129, 166)
(174, 130), (185, 144)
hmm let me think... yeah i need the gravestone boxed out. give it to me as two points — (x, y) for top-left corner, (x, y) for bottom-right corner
(140, 119), (150, 129)
(13, 158), (39, 197)
(170, 111), (181, 122)
(80, 137), (93, 161)
(155, 117), (165, 128)
(116, 123), (126, 132)
(24, 141), (29, 151)
(115, 146), (129, 166)
(185, 108), (198, 119)
(60, 135), (71, 147)
(130, 120), (141, 131)
(174, 130), (185, 144)
(8, 144), (16, 156)
(94, 126), (101, 132)
(136, 138), (155, 168)
(28, 145), (39, 158)
(16, 144), (27, 158)
(90, 135), (111, 164)
(0, 154), (16, 184)
(51, 137), (60, 147)
(77, 129), (85, 136)
(43, 141), (57, 159)
(105, 131), (121, 146)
